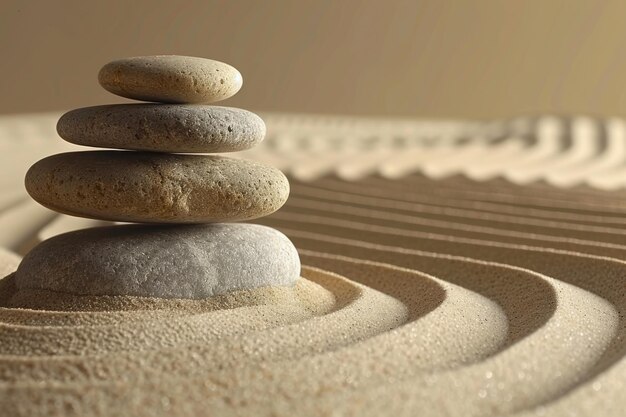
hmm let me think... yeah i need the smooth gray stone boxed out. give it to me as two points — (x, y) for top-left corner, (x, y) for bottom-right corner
(57, 105), (265, 153)
(98, 55), (242, 104)
(15, 223), (301, 299)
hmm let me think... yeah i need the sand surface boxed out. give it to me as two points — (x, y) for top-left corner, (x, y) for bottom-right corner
(0, 174), (623, 416)
(1, 113), (626, 415)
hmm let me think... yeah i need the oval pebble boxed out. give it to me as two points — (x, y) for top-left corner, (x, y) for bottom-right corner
(57, 104), (265, 153)
(98, 55), (242, 104)
(15, 223), (301, 299)
(25, 151), (289, 223)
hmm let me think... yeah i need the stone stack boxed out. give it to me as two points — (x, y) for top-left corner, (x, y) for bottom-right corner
(16, 56), (300, 299)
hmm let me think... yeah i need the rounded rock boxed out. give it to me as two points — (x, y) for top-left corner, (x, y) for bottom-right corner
(57, 104), (265, 153)
(25, 151), (289, 223)
(98, 55), (242, 103)
(15, 223), (301, 299)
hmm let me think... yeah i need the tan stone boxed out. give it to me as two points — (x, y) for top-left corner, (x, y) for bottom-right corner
(98, 55), (242, 103)
(25, 151), (289, 223)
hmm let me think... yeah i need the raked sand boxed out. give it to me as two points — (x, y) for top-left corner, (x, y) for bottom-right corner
(0, 174), (624, 416)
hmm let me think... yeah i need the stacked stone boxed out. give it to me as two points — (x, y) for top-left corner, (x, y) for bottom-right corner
(17, 56), (300, 299)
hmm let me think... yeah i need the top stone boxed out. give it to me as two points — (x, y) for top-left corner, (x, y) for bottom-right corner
(98, 55), (243, 104)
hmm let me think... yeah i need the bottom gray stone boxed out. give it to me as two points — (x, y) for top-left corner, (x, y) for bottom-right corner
(15, 223), (300, 299)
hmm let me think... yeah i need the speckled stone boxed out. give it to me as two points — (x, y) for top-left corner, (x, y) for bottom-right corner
(57, 104), (265, 153)
(25, 151), (289, 223)
(15, 223), (301, 299)
(98, 55), (242, 103)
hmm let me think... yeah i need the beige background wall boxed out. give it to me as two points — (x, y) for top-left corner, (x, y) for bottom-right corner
(2, 0), (626, 119)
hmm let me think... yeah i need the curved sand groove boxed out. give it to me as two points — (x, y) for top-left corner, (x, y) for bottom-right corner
(1, 184), (624, 415)
(284, 194), (626, 249)
(330, 173), (617, 208)
(256, 234), (618, 413)
(0, 266), (408, 385)
(301, 176), (626, 228)
(381, 174), (626, 214)
(0, 245), (613, 417)
(2, 113), (626, 415)
(279, 194), (626, 279)
(286, 179), (626, 258)
(299, 251), (508, 369)
(0, 279), (337, 356)
(298, 175), (626, 226)
(264, 200), (624, 394)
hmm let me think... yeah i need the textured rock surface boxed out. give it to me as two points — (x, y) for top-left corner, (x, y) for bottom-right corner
(98, 55), (242, 103)
(25, 151), (289, 223)
(14, 223), (301, 299)
(57, 104), (265, 153)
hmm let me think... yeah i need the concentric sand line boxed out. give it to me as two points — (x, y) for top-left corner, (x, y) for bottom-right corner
(1, 113), (626, 415)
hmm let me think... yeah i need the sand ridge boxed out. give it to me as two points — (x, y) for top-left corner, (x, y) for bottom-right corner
(0, 174), (623, 415)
